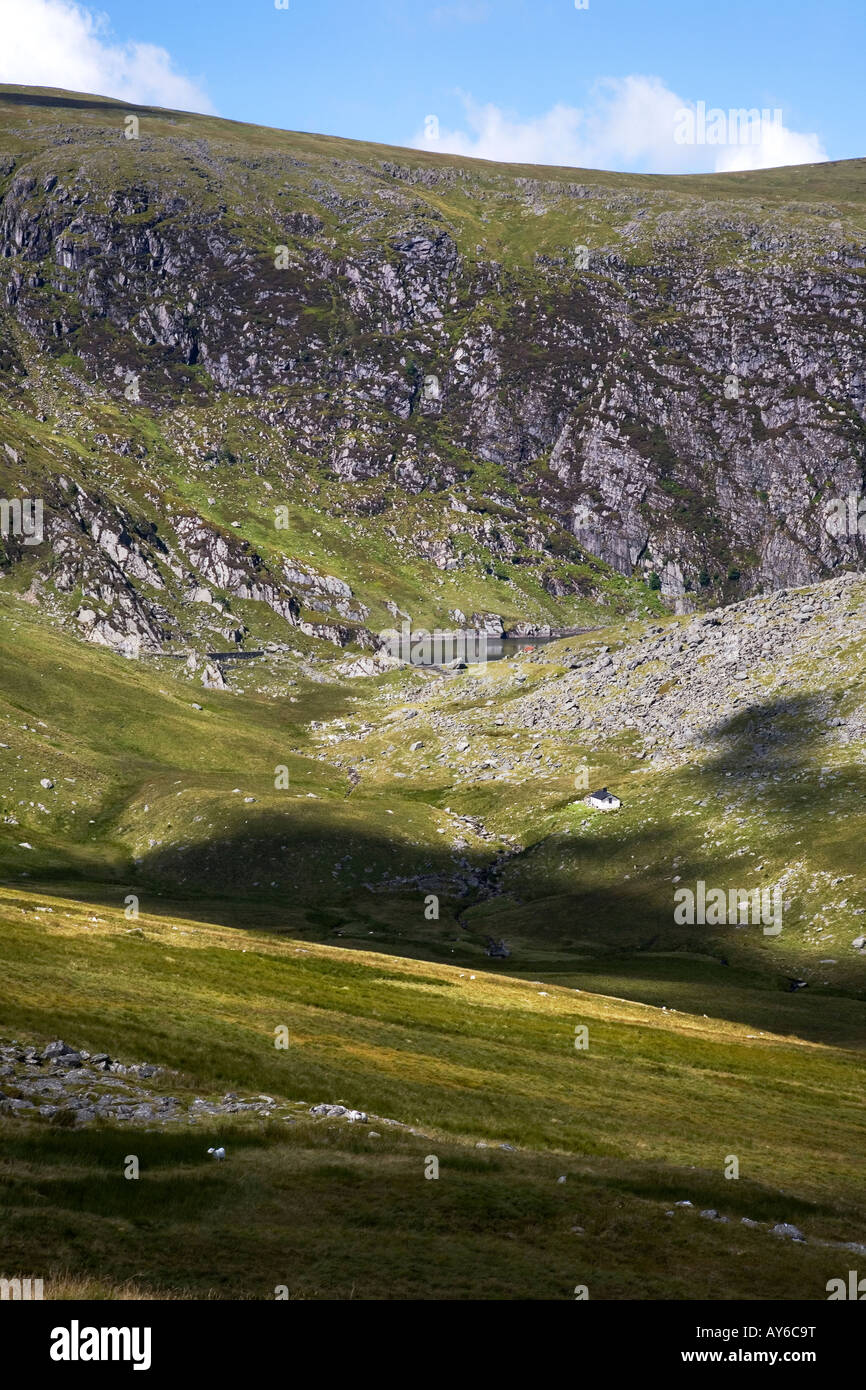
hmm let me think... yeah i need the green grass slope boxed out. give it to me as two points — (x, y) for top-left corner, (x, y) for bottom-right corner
(0, 578), (865, 1298)
(1, 891), (864, 1301)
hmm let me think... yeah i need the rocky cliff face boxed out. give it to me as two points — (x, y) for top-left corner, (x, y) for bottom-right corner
(0, 86), (864, 661)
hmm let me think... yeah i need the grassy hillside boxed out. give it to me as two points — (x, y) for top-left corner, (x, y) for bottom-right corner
(1, 578), (865, 1299)
(2, 578), (865, 998)
(2, 887), (864, 1301)
(3, 85), (865, 239)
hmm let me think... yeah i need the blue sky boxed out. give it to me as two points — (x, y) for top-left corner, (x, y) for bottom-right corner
(2, 0), (863, 172)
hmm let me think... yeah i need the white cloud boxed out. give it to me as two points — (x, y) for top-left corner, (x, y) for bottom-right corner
(420, 96), (588, 167)
(0, 0), (215, 114)
(413, 76), (826, 174)
(714, 122), (826, 172)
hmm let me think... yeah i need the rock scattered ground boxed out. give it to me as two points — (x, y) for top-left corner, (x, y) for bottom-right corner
(6, 1035), (862, 1262)
(506, 572), (866, 768)
(0, 1038), (282, 1127)
(0, 1037), (416, 1135)
(667, 1204), (866, 1257)
(297, 573), (866, 963)
(355, 571), (866, 778)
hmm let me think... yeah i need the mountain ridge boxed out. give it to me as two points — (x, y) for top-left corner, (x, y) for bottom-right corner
(1, 83), (865, 672)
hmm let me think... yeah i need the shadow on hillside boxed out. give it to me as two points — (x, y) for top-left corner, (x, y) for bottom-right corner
(697, 692), (848, 797)
(0, 92), (165, 116)
(5, 687), (863, 1048)
(11, 761), (865, 1047)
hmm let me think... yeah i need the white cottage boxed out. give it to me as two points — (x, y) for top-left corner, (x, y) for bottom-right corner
(585, 787), (621, 811)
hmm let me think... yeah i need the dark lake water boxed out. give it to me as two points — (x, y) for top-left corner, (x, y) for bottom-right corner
(383, 629), (590, 666)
